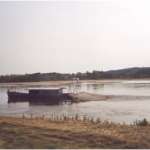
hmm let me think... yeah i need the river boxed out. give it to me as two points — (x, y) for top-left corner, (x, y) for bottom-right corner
(0, 79), (150, 124)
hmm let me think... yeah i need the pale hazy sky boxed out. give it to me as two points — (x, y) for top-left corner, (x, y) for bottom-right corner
(0, 1), (150, 75)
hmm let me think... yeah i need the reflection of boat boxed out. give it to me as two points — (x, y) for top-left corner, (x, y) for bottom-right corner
(7, 88), (72, 102)
(29, 100), (72, 106)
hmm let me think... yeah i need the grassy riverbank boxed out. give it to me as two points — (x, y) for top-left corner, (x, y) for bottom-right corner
(0, 115), (150, 149)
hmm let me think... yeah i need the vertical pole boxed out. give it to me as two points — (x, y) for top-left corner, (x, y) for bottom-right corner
(69, 78), (79, 94)
(68, 80), (73, 93)
(76, 79), (78, 93)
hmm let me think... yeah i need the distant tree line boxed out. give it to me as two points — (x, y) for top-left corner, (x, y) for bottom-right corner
(0, 68), (150, 83)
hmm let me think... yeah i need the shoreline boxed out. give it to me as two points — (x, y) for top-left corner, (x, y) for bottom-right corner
(0, 78), (150, 86)
(0, 115), (150, 149)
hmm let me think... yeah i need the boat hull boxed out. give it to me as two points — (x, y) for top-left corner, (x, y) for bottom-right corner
(7, 91), (72, 103)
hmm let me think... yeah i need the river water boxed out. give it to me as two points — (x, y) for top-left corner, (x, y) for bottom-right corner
(0, 80), (150, 124)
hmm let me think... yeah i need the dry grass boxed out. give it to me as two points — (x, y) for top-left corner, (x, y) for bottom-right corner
(0, 115), (150, 149)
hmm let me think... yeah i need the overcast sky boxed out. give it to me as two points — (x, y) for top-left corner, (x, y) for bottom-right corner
(0, 1), (150, 75)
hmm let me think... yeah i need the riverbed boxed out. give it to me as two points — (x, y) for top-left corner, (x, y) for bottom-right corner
(0, 79), (150, 124)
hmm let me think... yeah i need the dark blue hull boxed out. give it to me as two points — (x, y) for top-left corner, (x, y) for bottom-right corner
(7, 91), (72, 103)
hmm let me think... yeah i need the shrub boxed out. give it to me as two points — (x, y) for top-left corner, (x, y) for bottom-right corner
(137, 118), (149, 126)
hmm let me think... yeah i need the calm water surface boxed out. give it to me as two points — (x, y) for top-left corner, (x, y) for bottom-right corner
(0, 80), (150, 124)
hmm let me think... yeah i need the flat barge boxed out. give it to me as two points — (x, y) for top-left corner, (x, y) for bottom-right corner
(7, 88), (72, 102)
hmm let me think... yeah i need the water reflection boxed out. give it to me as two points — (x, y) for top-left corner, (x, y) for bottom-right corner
(29, 100), (72, 106)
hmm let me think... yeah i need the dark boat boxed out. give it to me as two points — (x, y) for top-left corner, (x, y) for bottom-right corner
(7, 78), (79, 103)
(7, 88), (72, 103)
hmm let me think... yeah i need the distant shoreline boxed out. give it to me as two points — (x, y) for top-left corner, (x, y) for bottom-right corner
(0, 78), (150, 86)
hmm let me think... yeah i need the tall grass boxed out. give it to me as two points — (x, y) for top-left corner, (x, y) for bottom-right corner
(0, 115), (150, 149)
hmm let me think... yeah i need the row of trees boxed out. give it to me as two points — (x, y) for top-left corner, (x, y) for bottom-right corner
(0, 68), (150, 83)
